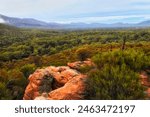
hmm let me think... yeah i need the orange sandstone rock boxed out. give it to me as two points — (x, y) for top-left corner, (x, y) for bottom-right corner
(67, 58), (95, 69)
(48, 75), (87, 100)
(23, 60), (92, 100)
(140, 71), (150, 99)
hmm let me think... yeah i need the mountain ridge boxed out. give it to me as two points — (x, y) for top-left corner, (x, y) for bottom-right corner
(1, 14), (150, 29)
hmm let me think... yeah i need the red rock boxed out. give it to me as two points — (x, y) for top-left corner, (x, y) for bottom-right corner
(140, 71), (150, 98)
(23, 60), (93, 100)
(24, 59), (150, 100)
(140, 71), (150, 86)
(147, 88), (150, 97)
(48, 75), (87, 100)
(67, 58), (95, 69)
(34, 93), (48, 100)
(67, 61), (82, 69)
(23, 68), (54, 100)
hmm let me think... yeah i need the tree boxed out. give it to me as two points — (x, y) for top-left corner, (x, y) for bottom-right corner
(121, 34), (128, 51)
(76, 48), (91, 61)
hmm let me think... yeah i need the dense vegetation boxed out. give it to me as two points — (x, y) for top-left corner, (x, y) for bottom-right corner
(0, 23), (150, 99)
(88, 49), (150, 99)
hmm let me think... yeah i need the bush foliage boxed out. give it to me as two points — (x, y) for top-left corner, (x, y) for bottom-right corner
(88, 49), (149, 99)
(0, 24), (150, 99)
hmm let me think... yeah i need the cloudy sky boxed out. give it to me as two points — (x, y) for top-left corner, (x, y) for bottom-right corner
(0, 0), (150, 23)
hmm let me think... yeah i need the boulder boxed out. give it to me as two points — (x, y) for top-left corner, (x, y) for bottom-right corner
(67, 58), (95, 70)
(23, 59), (93, 100)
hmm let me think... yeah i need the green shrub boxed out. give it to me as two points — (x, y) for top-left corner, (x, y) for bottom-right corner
(93, 49), (150, 71)
(0, 82), (12, 99)
(76, 48), (91, 61)
(78, 65), (95, 74)
(88, 49), (148, 99)
(88, 64), (145, 100)
(20, 64), (36, 78)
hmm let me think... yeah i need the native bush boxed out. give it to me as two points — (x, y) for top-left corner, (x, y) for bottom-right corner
(88, 49), (148, 99)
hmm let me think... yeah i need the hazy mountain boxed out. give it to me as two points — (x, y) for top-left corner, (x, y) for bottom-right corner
(0, 14), (63, 29)
(1, 14), (150, 29)
(137, 20), (150, 26)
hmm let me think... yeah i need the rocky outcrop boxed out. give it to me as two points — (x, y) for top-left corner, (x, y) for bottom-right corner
(24, 58), (150, 100)
(140, 71), (150, 99)
(140, 70), (150, 99)
(23, 59), (94, 100)
(67, 58), (95, 70)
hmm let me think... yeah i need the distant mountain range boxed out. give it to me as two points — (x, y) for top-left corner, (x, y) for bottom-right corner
(1, 14), (150, 29)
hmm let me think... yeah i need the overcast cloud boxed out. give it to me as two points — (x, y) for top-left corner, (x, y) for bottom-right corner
(0, 0), (150, 23)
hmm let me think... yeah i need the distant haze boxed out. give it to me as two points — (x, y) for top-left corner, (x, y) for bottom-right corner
(1, 14), (150, 29)
(0, 17), (5, 23)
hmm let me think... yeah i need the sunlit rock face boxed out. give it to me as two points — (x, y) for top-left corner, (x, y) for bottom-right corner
(23, 59), (94, 100)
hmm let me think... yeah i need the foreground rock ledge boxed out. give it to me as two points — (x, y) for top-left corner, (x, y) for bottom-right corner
(23, 59), (94, 100)
(23, 59), (150, 100)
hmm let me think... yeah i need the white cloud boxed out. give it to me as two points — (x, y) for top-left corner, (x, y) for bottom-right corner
(0, 17), (5, 23)
(0, 0), (79, 17)
(55, 14), (150, 24)
(0, 0), (150, 23)
(1, 0), (150, 16)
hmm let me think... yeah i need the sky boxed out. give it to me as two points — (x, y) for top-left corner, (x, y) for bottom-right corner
(0, 0), (150, 24)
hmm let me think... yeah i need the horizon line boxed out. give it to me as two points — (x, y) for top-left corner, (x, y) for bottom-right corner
(0, 13), (150, 24)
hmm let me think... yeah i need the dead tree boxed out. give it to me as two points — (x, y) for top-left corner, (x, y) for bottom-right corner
(121, 35), (127, 51)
